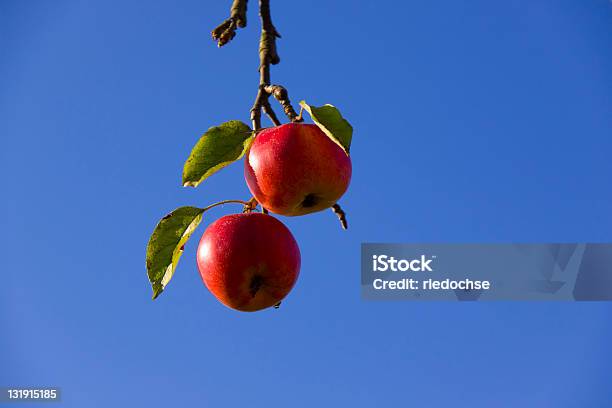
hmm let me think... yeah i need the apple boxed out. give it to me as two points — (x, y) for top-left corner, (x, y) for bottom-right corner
(244, 123), (351, 216)
(196, 212), (301, 311)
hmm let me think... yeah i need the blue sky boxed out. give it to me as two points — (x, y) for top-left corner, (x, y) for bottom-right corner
(1, 0), (612, 406)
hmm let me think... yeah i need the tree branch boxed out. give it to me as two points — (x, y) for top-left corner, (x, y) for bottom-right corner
(211, 0), (248, 47)
(249, 0), (302, 130)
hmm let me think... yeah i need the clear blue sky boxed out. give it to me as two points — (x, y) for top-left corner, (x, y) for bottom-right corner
(1, 1), (612, 407)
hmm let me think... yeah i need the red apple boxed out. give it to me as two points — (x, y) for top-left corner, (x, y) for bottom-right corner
(244, 123), (351, 216)
(196, 212), (301, 312)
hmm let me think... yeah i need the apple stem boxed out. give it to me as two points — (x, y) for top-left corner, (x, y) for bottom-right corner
(202, 199), (254, 213)
(332, 203), (348, 230)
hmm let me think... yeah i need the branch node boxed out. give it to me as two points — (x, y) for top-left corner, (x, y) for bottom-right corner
(242, 197), (259, 213)
(264, 85), (303, 123)
(259, 29), (280, 66)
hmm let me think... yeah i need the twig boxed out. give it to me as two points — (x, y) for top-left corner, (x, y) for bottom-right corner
(264, 85), (301, 122)
(332, 203), (348, 230)
(249, 0), (302, 130)
(211, 0), (248, 47)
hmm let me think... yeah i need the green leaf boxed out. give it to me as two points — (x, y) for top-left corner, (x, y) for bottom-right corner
(299, 101), (353, 154)
(182, 120), (253, 187)
(146, 206), (205, 299)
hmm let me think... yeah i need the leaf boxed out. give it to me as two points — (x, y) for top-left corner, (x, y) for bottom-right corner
(182, 120), (253, 187)
(299, 101), (353, 154)
(146, 206), (205, 299)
